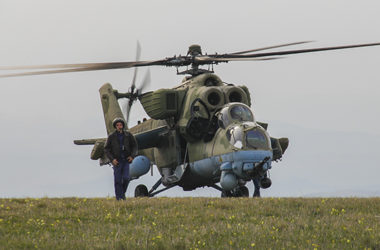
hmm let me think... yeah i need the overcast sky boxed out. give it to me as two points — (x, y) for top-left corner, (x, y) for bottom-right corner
(0, 0), (380, 198)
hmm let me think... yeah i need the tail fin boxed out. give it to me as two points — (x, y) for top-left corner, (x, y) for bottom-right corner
(99, 83), (125, 135)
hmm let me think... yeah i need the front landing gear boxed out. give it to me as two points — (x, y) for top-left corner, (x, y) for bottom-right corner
(252, 176), (272, 197)
(253, 178), (261, 198)
(134, 184), (149, 197)
(238, 186), (249, 197)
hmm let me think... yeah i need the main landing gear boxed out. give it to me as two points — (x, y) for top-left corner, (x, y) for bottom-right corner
(134, 178), (269, 198)
(134, 184), (149, 197)
(134, 178), (176, 197)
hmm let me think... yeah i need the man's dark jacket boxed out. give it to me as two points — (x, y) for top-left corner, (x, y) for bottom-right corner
(104, 130), (138, 162)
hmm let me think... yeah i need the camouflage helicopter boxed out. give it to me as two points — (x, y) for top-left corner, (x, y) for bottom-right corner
(1, 41), (380, 197)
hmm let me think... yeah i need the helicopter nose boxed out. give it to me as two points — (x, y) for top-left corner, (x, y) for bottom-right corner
(234, 150), (272, 176)
(219, 151), (272, 190)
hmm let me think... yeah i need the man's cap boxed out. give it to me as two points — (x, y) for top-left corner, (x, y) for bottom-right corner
(112, 117), (125, 128)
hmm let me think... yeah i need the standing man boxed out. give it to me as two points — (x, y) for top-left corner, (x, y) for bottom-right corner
(104, 117), (138, 200)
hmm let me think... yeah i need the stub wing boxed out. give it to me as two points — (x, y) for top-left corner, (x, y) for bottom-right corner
(73, 125), (168, 161)
(134, 125), (168, 150)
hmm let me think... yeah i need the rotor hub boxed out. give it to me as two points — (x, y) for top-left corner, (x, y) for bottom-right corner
(187, 44), (202, 56)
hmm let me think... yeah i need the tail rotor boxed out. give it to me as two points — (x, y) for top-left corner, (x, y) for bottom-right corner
(121, 42), (151, 126)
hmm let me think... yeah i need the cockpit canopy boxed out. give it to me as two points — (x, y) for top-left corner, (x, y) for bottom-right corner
(218, 103), (255, 129)
(226, 124), (270, 150)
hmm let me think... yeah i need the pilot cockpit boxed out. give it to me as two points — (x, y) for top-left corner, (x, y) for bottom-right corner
(217, 103), (255, 129)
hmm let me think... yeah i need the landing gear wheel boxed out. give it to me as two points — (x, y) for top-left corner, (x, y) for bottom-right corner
(221, 190), (232, 198)
(238, 186), (249, 197)
(221, 186), (249, 197)
(134, 184), (149, 197)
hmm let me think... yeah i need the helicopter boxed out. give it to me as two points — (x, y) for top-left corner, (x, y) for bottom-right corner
(1, 41), (380, 197)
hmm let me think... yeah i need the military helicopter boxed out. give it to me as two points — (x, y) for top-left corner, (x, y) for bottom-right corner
(1, 41), (380, 197)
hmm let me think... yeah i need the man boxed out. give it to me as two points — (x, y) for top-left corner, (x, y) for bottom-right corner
(104, 117), (138, 200)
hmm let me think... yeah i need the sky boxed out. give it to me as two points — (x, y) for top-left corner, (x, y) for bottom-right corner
(0, 0), (379, 198)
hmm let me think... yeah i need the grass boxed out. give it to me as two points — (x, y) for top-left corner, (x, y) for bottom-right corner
(0, 197), (379, 249)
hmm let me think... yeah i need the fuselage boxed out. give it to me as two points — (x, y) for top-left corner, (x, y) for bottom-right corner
(96, 73), (287, 193)
(130, 102), (273, 191)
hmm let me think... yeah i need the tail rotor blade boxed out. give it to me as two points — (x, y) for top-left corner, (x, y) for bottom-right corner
(131, 41), (142, 92)
(138, 68), (151, 95)
(125, 41), (142, 125)
(126, 98), (134, 126)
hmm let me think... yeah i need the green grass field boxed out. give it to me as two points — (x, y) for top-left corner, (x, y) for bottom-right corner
(0, 197), (379, 249)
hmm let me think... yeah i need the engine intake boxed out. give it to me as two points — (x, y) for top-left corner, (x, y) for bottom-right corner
(222, 86), (249, 105)
(201, 87), (224, 110)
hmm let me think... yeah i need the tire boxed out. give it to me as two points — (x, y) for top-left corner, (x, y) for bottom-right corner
(134, 184), (149, 197)
(221, 190), (232, 198)
(239, 186), (249, 197)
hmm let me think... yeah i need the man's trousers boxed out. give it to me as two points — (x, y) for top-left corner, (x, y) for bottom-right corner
(113, 160), (130, 200)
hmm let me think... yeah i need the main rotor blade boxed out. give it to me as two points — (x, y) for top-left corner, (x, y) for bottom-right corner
(0, 62), (123, 70)
(0, 60), (165, 78)
(195, 56), (283, 63)
(220, 42), (380, 59)
(230, 41), (313, 55)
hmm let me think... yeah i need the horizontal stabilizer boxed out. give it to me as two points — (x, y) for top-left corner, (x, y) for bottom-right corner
(73, 138), (105, 145)
(74, 126), (168, 150)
